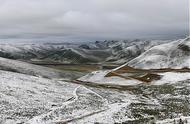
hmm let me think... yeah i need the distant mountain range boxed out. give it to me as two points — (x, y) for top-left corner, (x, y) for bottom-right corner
(0, 39), (170, 64)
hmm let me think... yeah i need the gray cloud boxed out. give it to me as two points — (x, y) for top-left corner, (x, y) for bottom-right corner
(0, 0), (189, 41)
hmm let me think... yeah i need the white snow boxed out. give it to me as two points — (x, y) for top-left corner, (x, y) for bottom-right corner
(0, 70), (79, 123)
(156, 116), (190, 124)
(153, 72), (190, 85)
(79, 70), (190, 86)
(74, 102), (132, 124)
(127, 37), (190, 69)
(0, 57), (74, 79)
(79, 70), (142, 86)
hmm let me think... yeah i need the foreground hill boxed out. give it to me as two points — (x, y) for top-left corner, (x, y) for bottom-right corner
(0, 70), (79, 123)
(0, 70), (189, 123)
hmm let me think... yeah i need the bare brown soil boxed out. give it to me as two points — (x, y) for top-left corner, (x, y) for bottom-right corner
(105, 66), (190, 83)
(112, 66), (190, 74)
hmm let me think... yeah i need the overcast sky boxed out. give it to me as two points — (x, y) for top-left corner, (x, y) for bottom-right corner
(0, 0), (189, 42)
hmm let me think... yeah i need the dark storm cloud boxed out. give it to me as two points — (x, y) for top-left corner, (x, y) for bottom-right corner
(0, 0), (189, 41)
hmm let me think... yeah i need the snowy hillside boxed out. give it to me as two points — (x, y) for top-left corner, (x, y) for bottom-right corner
(79, 70), (190, 86)
(0, 70), (79, 123)
(1, 70), (189, 124)
(106, 39), (170, 64)
(79, 70), (142, 86)
(127, 37), (190, 69)
(79, 37), (190, 86)
(0, 57), (80, 79)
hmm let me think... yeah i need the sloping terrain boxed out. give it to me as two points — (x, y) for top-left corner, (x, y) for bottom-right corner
(79, 37), (190, 84)
(106, 39), (169, 64)
(79, 69), (190, 86)
(0, 70), (79, 123)
(0, 57), (81, 79)
(127, 37), (190, 69)
(0, 70), (189, 124)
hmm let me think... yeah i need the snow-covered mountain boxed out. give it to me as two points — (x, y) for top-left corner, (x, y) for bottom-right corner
(79, 37), (190, 85)
(127, 37), (190, 69)
(0, 39), (169, 64)
(106, 39), (169, 64)
(0, 43), (109, 63)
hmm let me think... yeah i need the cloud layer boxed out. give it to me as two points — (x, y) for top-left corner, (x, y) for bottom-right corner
(0, 0), (189, 41)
